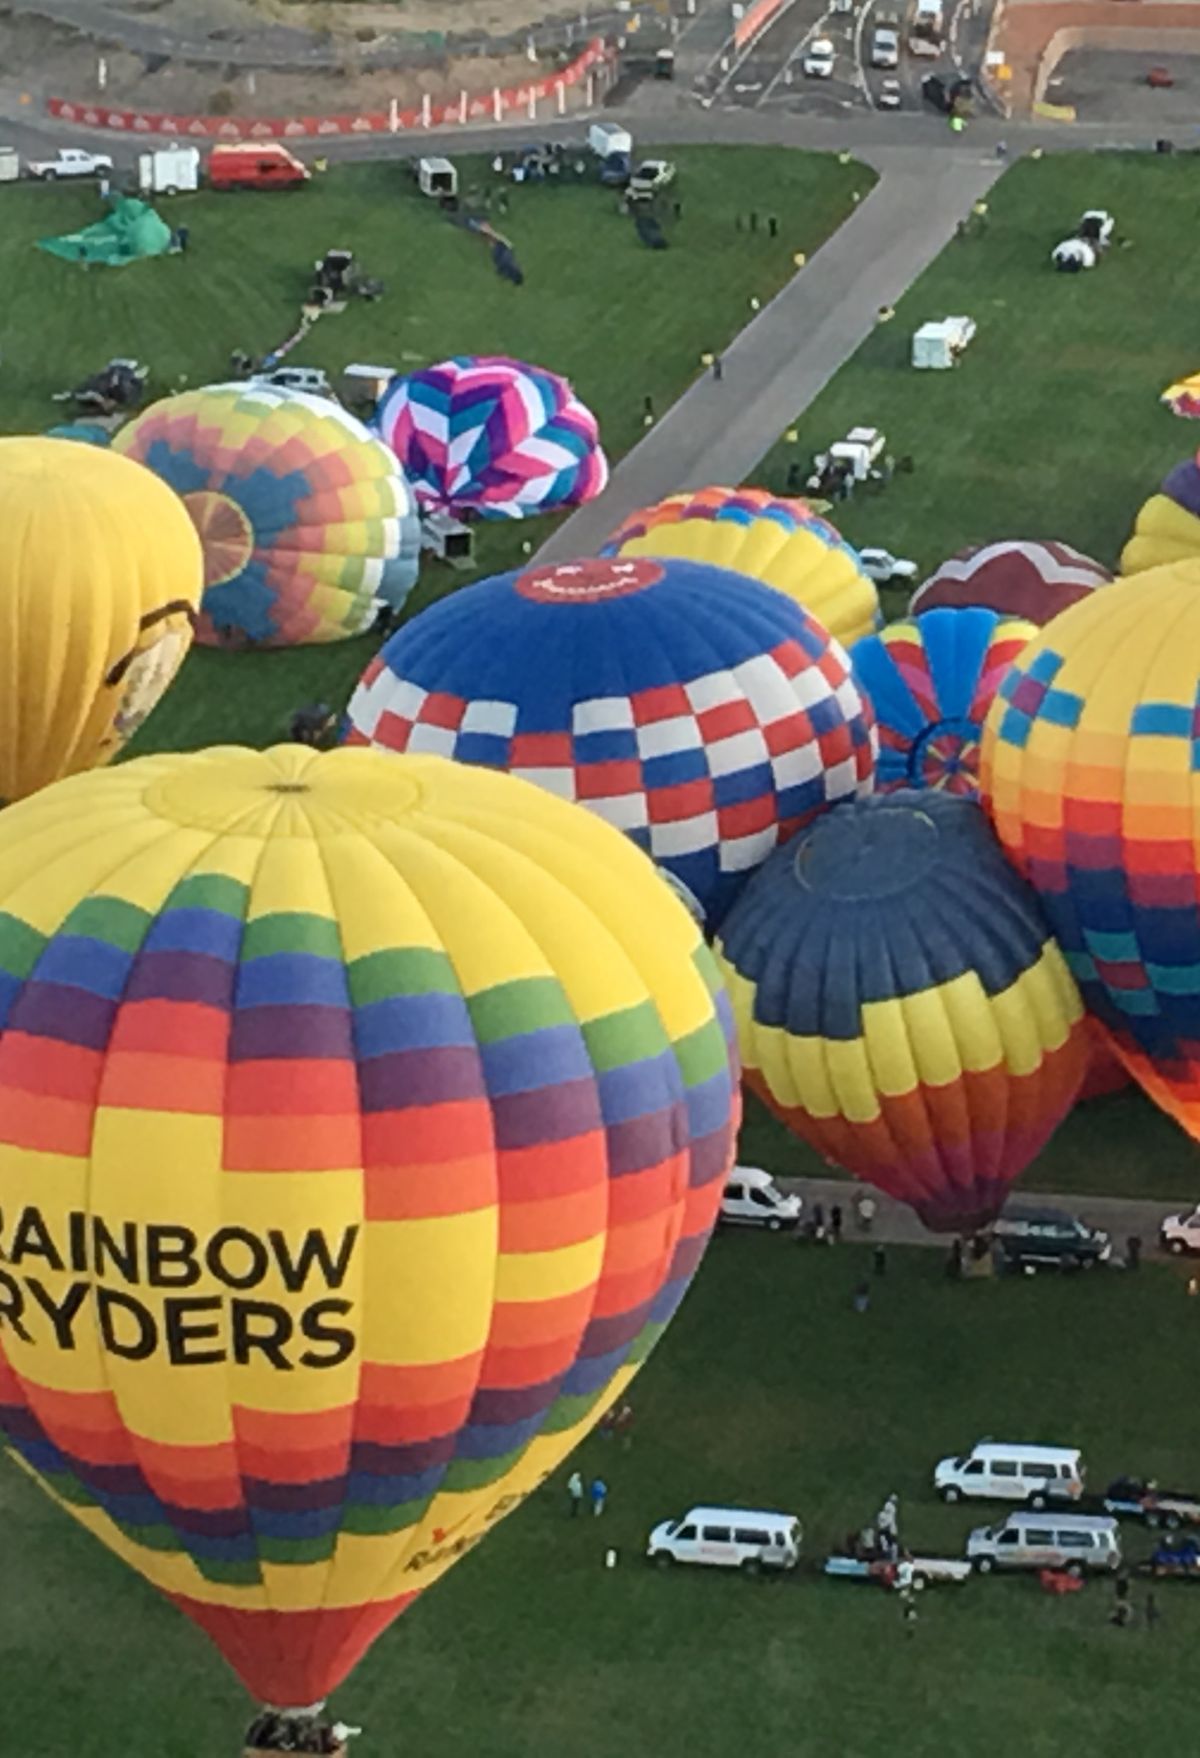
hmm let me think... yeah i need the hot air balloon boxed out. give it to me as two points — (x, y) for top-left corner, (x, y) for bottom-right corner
(849, 608), (1035, 796)
(0, 743), (738, 1746)
(374, 355), (608, 520)
(1121, 452), (1200, 575)
(1161, 371), (1200, 419)
(909, 540), (1112, 624)
(715, 791), (1088, 1231)
(983, 562), (1200, 1140)
(600, 486), (880, 647)
(1078, 1018), (1131, 1101)
(0, 436), (201, 804)
(345, 555), (877, 929)
(114, 384), (420, 647)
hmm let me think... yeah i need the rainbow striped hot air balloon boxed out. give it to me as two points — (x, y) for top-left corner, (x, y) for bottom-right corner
(345, 555), (877, 929)
(115, 384), (420, 646)
(715, 791), (1088, 1231)
(909, 541), (1112, 625)
(983, 563), (1200, 1140)
(374, 355), (608, 520)
(849, 608), (1035, 796)
(0, 744), (738, 1740)
(600, 486), (880, 647)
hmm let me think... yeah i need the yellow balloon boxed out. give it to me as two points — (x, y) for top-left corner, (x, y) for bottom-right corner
(1121, 492), (1200, 576)
(600, 485), (879, 646)
(0, 439), (202, 802)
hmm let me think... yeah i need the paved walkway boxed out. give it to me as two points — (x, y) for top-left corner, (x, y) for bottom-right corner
(776, 1175), (1181, 1258)
(535, 143), (1004, 562)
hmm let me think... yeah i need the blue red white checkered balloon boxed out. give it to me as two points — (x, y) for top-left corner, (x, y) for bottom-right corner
(345, 555), (877, 927)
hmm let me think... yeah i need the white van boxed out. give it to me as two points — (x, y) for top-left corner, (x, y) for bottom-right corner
(967, 1511), (1120, 1576)
(719, 1166), (801, 1232)
(934, 1443), (1084, 1507)
(647, 1506), (801, 1574)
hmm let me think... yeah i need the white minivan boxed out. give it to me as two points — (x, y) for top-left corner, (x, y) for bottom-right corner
(934, 1443), (1084, 1507)
(647, 1506), (801, 1574)
(967, 1511), (1120, 1576)
(720, 1166), (801, 1231)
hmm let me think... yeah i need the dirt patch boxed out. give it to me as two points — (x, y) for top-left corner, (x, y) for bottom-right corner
(2, 14), (540, 113)
(129, 0), (607, 45)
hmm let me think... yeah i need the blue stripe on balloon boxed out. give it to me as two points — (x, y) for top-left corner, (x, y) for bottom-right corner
(237, 953), (349, 1008)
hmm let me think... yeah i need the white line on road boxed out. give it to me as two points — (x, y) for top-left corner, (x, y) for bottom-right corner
(853, 0), (879, 108)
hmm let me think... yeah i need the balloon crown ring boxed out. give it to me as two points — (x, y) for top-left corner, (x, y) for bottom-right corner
(515, 556), (664, 603)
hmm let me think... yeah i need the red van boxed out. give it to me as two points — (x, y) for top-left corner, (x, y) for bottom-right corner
(208, 143), (310, 191)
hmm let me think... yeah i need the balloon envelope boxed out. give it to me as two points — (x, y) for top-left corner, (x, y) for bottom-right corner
(115, 385), (419, 646)
(715, 791), (1087, 1231)
(1121, 454), (1200, 576)
(850, 608), (1034, 796)
(0, 744), (738, 1707)
(983, 564), (1200, 1139)
(910, 540), (1111, 624)
(375, 355), (608, 520)
(601, 486), (880, 647)
(345, 554), (877, 929)
(0, 436), (201, 803)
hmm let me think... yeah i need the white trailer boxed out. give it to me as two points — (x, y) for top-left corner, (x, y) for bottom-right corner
(912, 315), (976, 369)
(0, 147), (19, 184)
(588, 120), (633, 160)
(417, 157), (457, 199)
(138, 147), (200, 195)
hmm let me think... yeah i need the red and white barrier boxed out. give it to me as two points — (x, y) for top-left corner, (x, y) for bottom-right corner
(47, 37), (611, 141)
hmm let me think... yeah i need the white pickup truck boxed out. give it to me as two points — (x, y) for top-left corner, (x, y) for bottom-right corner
(27, 147), (113, 181)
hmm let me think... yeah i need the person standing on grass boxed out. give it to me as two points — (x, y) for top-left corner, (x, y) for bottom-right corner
(873, 1245), (887, 1278)
(591, 1476), (608, 1518)
(853, 1282), (870, 1315)
(1146, 1591), (1161, 1631)
(614, 1401), (635, 1451)
(567, 1470), (584, 1518)
(902, 1596), (918, 1638)
(830, 1203), (843, 1243)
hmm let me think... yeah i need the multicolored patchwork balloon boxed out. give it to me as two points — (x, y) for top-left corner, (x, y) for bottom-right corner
(910, 540), (1112, 625)
(0, 744), (738, 1719)
(849, 608), (1034, 796)
(982, 564), (1200, 1139)
(114, 384), (420, 647)
(1121, 451), (1200, 575)
(715, 792), (1087, 1231)
(0, 437), (201, 804)
(374, 355), (608, 520)
(600, 485), (879, 647)
(345, 555), (877, 929)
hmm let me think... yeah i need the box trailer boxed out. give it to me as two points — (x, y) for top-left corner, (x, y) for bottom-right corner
(588, 121), (632, 160)
(138, 147), (200, 196)
(208, 143), (310, 191)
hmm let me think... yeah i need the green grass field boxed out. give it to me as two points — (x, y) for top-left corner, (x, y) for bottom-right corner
(758, 153), (1200, 604)
(0, 148), (867, 752)
(4, 1241), (1199, 1758)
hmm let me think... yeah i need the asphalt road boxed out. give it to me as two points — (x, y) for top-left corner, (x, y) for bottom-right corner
(1051, 49), (1200, 129)
(534, 141), (1003, 561)
(775, 1174), (1186, 1260)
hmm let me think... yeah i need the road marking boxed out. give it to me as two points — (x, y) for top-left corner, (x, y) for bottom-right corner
(853, 0), (879, 107)
(761, 10), (834, 103)
(710, 0), (802, 98)
(949, 0), (970, 77)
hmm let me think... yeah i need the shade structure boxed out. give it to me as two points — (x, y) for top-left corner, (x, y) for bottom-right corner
(0, 436), (201, 803)
(982, 563), (1200, 1141)
(601, 485), (880, 647)
(910, 540), (1111, 625)
(850, 608), (1035, 796)
(0, 743), (739, 1709)
(115, 384), (419, 646)
(345, 554), (877, 930)
(715, 791), (1088, 1232)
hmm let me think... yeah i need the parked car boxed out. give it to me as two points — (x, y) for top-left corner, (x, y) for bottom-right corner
(991, 1206), (1112, 1274)
(719, 1166), (801, 1232)
(27, 147), (113, 181)
(1159, 1207), (1200, 1254)
(934, 1442), (1085, 1507)
(250, 366), (334, 398)
(804, 38), (836, 78)
(870, 27), (900, 69)
(857, 547), (917, 586)
(1101, 1477), (1200, 1530)
(647, 1507), (801, 1574)
(877, 78), (903, 109)
(967, 1511), (1120, 1577)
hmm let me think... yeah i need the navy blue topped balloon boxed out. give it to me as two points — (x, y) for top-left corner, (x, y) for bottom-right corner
(345, 554), (877, 927)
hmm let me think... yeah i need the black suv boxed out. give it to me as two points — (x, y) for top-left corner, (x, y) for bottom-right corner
(991, 1207), (1112, 1275)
